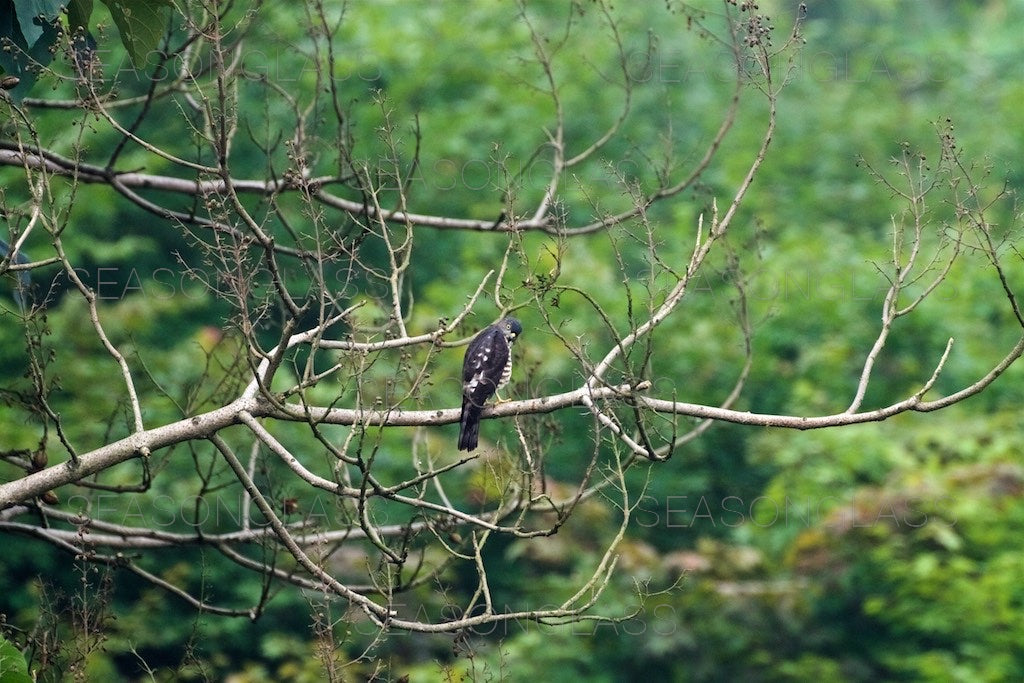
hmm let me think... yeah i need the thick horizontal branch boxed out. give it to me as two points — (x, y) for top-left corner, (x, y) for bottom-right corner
(0, 143), (715, 236)
(0, 397), (259, 507)
(0, 143), (338, 199)
(0, 144), (549, 233)
(0, 506), (425, 547)
(313, 189), (551, 232)
(269, 382), (650, 425)
(4, 329), (1020, 509)
(3, 384), (643, 506)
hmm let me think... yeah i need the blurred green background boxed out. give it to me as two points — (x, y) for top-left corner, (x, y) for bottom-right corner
(2, 1), (1023, 680)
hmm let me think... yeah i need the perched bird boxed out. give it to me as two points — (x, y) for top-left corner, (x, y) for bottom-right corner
(458, 317), (523, 451)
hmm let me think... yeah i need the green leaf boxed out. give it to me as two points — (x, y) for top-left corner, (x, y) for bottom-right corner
(68, 0), (94, 33)
(12, 0), (66, 46)
(0, 1), (61, 99)
(98, 0), (172, 68)
(0, 637), (32, 683)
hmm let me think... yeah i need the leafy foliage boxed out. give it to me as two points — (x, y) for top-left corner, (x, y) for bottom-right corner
(2, 0), (1023, 680)
(0, 636), (32, 683)
(0, 0), (170, 97)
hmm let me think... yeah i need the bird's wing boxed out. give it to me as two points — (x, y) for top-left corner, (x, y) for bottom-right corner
(462, 327), (510, 408)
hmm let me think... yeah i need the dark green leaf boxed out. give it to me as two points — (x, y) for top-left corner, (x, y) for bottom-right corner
(67, 0), (98, 74)
(98, 0), (173, 68)
(67, 0), (94, 32)
(12, 0), (67, 46)
(0, 1), (61, 99)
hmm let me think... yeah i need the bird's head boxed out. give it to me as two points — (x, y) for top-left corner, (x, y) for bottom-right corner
(500, 317), (523, 342)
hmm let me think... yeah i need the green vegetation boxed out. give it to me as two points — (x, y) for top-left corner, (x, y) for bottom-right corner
(2, 1), (1023, 680)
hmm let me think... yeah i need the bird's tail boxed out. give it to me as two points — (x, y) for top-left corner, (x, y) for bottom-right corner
(458, 398), (482, 451)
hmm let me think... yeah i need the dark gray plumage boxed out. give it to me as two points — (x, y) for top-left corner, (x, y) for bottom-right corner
(458, 317), (522, 451)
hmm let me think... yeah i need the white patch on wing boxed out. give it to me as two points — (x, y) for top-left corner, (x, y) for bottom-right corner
(465, 370), (487, 394)
(463, 330), (513, 403)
